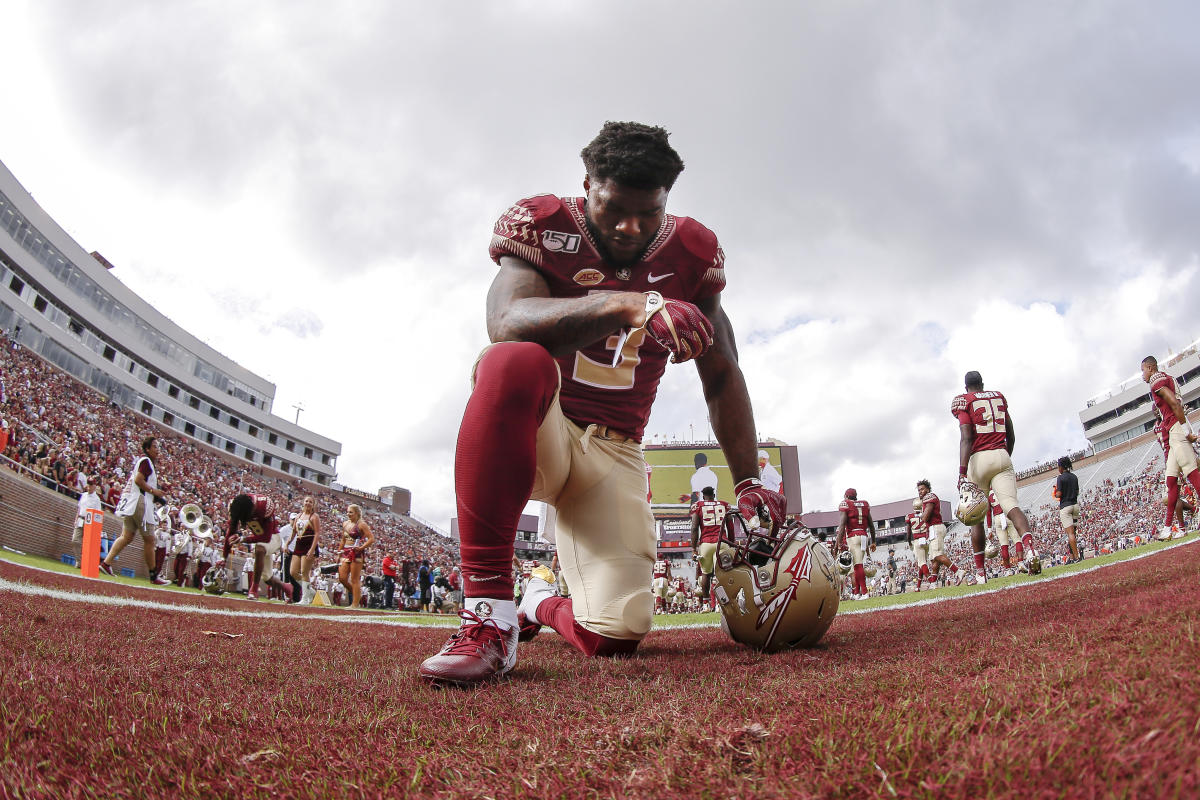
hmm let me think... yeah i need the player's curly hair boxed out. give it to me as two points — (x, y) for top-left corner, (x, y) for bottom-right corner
(580, 121), (685, 190)
(229, 493), (253, 524)
(916, 479), (931, 491)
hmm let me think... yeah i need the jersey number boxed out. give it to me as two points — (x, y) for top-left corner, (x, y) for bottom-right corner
(971, 397), (1007, 434)
(701, 503), (727, 527)
(573, 328), (646, 389)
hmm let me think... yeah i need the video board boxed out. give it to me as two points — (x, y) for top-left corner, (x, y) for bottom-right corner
(643, 443), (802, 516)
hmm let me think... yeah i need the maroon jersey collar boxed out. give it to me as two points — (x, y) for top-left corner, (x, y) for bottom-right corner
(565, 197), (676, 271)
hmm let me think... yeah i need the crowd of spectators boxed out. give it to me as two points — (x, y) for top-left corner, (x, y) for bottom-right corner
(1016, 448), (1091, 481)
(0, 332), (459, 593)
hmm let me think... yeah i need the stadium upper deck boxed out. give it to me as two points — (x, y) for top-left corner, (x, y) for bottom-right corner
(0, 159), (340, 484)
(1080, 341), (1200, 454)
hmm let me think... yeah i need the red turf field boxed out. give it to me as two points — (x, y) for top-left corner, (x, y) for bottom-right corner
(2, 545), (1198, 799)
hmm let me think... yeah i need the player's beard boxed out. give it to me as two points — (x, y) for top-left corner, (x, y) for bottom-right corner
(583, 214), (646, 268)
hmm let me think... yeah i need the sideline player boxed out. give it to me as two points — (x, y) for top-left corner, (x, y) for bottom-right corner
(418, 122), (785, 686)
(651, 557), (672, 615)
(1055, 456), (1082, 562)
(102, 436), (170, 584)
(1142, 356), (1200, 540)
(689, 486), (728, 600)
(952, 371), (1040, 576)
(986, 489), (1019, 574)
(917, 480), (960, 585)
(835, 488), (876, 600)
(225, 493), (293, 602)
(905, 498), (932, 591)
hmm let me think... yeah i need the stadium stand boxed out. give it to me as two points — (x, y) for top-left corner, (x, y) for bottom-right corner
(0, 331), (458, 593)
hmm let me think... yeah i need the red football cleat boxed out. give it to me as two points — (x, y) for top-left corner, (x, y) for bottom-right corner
(281, 583), (294, 603)
(419, 610), (518, 687)
(99, 561), (114, 576)
(247, 590), (257, 601)
(150, 574), (170, 586)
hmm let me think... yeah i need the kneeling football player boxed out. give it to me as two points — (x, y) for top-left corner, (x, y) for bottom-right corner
(226, 493), (293, 603)
(418, 122), (785, 686)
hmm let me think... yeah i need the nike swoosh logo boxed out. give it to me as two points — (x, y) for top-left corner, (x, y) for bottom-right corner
(647, 272), (674, 283)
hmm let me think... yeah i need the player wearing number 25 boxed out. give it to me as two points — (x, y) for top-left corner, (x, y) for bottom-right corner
(951, 371), (1041, 577)
(419, 122), (786, 686)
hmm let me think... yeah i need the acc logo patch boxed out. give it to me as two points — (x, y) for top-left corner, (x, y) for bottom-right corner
(572, 268), (605, 286)
(543, 231), (581, 253)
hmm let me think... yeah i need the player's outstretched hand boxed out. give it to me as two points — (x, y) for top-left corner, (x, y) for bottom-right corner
(735, 478), (786, 528)
(642, 291), (714, 364)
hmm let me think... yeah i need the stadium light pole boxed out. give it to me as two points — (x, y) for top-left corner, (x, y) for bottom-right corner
(292, 401), (304, 425)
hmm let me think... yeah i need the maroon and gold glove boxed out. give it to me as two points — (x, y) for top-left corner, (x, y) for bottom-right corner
(642, 291), (714, 364)
(735, 478), (786, 529)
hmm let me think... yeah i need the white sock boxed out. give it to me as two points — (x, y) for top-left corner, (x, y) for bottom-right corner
(462, 598), (517, 631)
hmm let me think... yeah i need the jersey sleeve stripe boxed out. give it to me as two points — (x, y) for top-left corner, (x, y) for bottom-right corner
(490, 234), (544, 267)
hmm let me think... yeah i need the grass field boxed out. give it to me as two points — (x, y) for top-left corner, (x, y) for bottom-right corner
(2, 538), (1198, 798)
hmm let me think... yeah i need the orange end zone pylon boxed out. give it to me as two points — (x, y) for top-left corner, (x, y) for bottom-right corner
(80, 509), (103, 578)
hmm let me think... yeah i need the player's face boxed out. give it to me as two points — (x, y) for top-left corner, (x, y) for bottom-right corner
(1141, 362), (1154, 383)
(917, 484), (928, 498)
(583, 177), (668, 266)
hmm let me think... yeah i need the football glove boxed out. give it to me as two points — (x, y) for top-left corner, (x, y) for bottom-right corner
(641, 291), (714, 364)
(735, 478), (786, 529)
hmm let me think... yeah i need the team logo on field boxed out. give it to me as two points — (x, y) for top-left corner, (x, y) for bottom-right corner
(543, 231), (581, 253)
(474, 601), (494, 618)
(572, 268), (605, 286)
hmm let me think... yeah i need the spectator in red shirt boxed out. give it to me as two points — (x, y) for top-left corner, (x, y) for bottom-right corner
(381, 552), (399, 610)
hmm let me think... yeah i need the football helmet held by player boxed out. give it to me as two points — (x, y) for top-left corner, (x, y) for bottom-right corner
(201, 559), (227, 595)
(713, 513), (839, 652)
(836, 550), (853, 574)
(955, 480), (989, 526)
(863, 558), (877, 579)
(984, 540), (1000, 559)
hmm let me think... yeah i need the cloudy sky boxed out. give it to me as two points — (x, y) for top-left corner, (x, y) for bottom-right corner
(2, 1), (1198, 528)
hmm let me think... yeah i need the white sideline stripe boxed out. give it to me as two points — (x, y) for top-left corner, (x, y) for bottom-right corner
(657, 535), (1200, 629)
(3, 537), (1195, 632)
(0, 560), (461, 628)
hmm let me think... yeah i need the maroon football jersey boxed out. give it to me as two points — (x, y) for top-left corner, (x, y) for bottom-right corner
(489, 195), (726, 440)
(1148, 372), (1181, 438)
(905, 512), (926, 539)
(653, 560), (670, 579)
(689, 499), (729, 544)
(839, 498), (871, 532)
(951, 390), (1009, 454)
(241, 494), (278, 544)
(920, 493), (944, 526)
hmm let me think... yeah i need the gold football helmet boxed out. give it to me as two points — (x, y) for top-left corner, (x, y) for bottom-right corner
(714, 514), (840, 652)
(955, 480), (989, 526)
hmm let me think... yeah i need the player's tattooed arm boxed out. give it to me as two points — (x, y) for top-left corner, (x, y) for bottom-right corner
(487, 256), (646, 356)
(693, 293), (759, 485)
